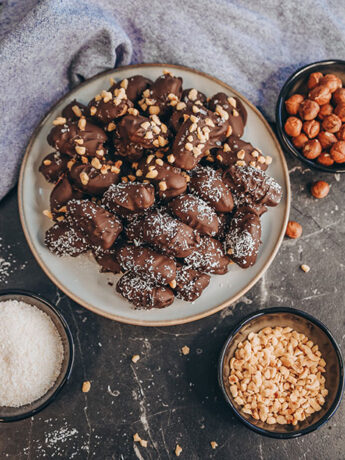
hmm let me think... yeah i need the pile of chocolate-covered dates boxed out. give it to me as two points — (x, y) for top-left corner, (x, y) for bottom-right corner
(40, 70), (282, 310)
(284, 72), (345, 166)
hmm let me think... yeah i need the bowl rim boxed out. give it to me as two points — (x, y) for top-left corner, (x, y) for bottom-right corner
(218, 306), (345, 439)
(0, 289), (74, 422)
(275, 59), (345, 174)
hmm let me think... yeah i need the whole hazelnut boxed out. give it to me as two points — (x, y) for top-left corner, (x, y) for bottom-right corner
(308, 85), (331, 106)
(286, 221), (303, 239)
(317, 152), (334, 167)
(322, 114), (342, 133)
(307, 72), (323, 90)
(337, 125), (345, 141)
(302, 139), (322, 159)
(284, 116), (302, 137)
(292, 133), (308, 149)
(334, 103), (345, 122)
(299, 99), (320, 120)
(311, 180), (330, 199)
(318, 131), (337, 149)
(330, 141), (345, 163)
(333, 88), (345, 105)
(303, 120), (320, 138)
(320, 74), (342, 93)
(285, 94), (304, 115)
(318, 103), (333, 120)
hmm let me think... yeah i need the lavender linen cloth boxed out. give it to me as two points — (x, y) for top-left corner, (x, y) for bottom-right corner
(1, 0), (345, 200)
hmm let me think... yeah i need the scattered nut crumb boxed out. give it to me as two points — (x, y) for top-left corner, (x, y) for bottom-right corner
(175, 444), (182, 456)
(133, 433), (141, 442)
(210, 441), (218, 449)
(132, 354), (140, 363)
(301, 264), (310, 273)
(140, 439), (148, 448)
(82, 381), (91, 393)
(181, 346), (190, 355)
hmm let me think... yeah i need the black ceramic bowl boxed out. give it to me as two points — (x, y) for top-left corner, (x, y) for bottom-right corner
(219, 307), (344, 438)
(0, 290), (74, 422)
(276, 59), (345, 173)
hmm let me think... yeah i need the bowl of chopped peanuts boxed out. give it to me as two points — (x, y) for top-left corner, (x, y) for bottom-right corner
(218, 307), (344, 438)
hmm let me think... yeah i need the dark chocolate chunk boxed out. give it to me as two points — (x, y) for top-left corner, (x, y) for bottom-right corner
(116, 272), (174, 309)
(174, 265), (210, 302)
(126, 210), (200, 258)
(67, 199), (122, 250)
(189, 166), (234, 213)
(39, 152), (69, 183)
(110, 75), (152, 103)
(117, 245), (176, 284)
(47, 119), (108, 157)
(169, 194), (219, 236)
(225, 207), (261, 268)
(61, 100), (87, 121)
(215, 136), (269, 171)
(224, 165), (282, 207)
(50, 175), (83, 213)
(102, 182), (155, 217)
(45, 221), (89, 257)
(184, 236), (229, 274)
(208, 93), (246, 138)
(69, 162), (120, 195)
(138, 155), (187, 200)
(92, 246), (121, 274)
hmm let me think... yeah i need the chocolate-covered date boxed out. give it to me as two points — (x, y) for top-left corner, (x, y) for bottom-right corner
(47, 119), (108, 157)
(102, 182), (155, 217)
(174, 265), (210, 302)
(138, 155), (187, 199)
(208, 92), (247, 138)
(225, 207), (261, 268)
(215, 136), (269, 171)
(45, 221), (89, 257)
(169, 194), (218, 236)
(170, 88), (207, 132)
(139, 72), (182, 117)
(92, 247), (121, 274)
(116, 272), (174, 309)
(67, 199), (122, 250)
(61, 100), (86, 121)
(189, 166), (234, 213)
(50, 175), (83, 213)
(126, 210), (200, 258)
(117, 245), (176, 284)
(69, 162), (120, 195)
(88, 87), (133, 124)
(110, 75), (152, 104)
(183, 236), (229, 274)
(39, 152), (69, 183)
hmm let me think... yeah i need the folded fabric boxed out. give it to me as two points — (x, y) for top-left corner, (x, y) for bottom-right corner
(1, 0), (344, 200)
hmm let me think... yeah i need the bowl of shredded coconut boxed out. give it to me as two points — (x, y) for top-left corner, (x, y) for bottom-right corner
(0, 290), (74, 422)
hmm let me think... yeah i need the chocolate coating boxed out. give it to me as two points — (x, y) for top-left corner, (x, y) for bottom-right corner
(102, 182), (155, 217)
(174, 265), (210, 302)
(45, 221), (89, 257)
(61, 100), (86, 121)
(67, 199), (122, 250)
(169, 194), (219, 236)
(116, 272), (174, 309)
(39, 152), (69, 183)
(139, 73), (183, 117)
(116, 114), (169, 150)
(208, 92), (247, 137)
(50, 175), (83, 213)
(170, 88), (207, 132)
(47, 120), (108, 157)
(215, 136), (268, 172)
(117, 244), (176, 284)
(92, 247), (121, 274)
(138, 155), (187, 199)
(225, 207), (261, 268)
(224, 165), (282, 207)
(69, 162), (120, 195)
(183, 236), (229, 274)
(126, 210), (200, 258)
(110, 75), (152, 103)
(189, 166), (234, 213)
(88, 88), (133, 124)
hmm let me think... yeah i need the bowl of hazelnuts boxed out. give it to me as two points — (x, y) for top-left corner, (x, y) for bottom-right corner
(276, 60), (345, 173)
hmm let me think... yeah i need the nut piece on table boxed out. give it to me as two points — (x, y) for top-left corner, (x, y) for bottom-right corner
(330, 141), (345, 163)
(285, 94), (304, 115)
(286, 221), (302, 239)
(284, 116), (302, 137)
(82, 381), (91, 393)
(175, 445), (182, 457)
(311, 180), (330, 199)
(302, 139), (321, 160)
(298, 100), (320, 121)
(307, 72), (323, 90)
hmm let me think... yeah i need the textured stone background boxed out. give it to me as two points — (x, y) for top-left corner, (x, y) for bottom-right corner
(0, 153), (344, 459)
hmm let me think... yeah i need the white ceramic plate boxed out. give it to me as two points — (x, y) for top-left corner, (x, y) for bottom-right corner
(18, 64), (290, 326)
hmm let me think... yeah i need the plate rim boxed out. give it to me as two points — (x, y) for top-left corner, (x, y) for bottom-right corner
(18, 63), (291, 327)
